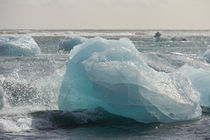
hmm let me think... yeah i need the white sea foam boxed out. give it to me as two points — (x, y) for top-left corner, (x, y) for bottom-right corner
(0, 117), (32, 132)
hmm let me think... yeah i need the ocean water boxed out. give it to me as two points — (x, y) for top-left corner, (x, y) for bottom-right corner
(0, 30), (210, 139)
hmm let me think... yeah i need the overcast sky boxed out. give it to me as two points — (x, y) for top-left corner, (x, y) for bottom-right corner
(0, 0), (210, 29)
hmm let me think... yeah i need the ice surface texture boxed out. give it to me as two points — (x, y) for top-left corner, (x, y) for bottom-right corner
(178, 65), (210, 109)
(58, 37), (201, 123)
(0, 86), (4, 109)
(58, 36), (86, 51)
(203, 49), (210, 63)
(0, 35), (40, 56)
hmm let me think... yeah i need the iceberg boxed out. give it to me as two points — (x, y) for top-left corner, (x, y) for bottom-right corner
(0, 35), (40, 56)
(58, 36), (86, 51)
(58, 37), (201, 123)
(178, 65), (210, 109)
(203, 49), (210, 63)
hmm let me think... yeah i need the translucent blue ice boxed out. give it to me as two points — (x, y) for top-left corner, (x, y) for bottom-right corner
(203, 49), (210, 63)
(58, 36), (86, 51)
(58, 37), (201, 123)
(178, 65), (210, 109)
(0, 35), (41, 56)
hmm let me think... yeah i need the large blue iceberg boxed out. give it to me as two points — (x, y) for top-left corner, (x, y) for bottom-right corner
(58, 37), (201, 123)
(0, 35), (41, 56)
(58, 36), (86, 51)
(178, 65), (210, 109)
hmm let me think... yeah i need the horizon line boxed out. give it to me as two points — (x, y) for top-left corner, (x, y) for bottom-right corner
(1, 28), (210, 31)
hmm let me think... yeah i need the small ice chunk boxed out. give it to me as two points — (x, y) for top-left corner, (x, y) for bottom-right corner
(203, 49), (210, 63)
(0, 35), (41, 56)
(58, 36), (86, 51)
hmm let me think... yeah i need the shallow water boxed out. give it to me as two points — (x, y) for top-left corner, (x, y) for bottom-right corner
(0, 30), (210, 139)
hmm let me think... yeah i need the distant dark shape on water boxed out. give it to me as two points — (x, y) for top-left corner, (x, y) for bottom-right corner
(171, 37), (187, 41)
(154, 32), (161, 38)
(154, 32), (187, 42)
